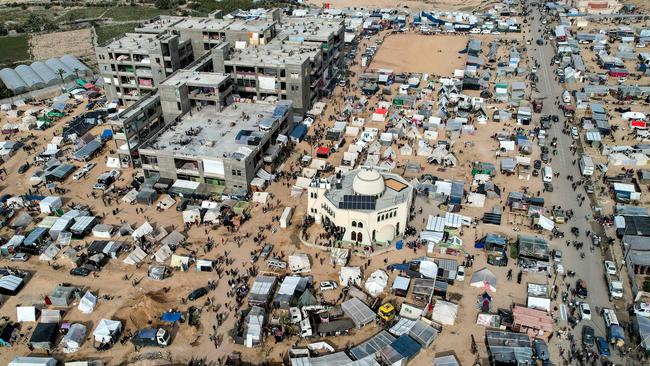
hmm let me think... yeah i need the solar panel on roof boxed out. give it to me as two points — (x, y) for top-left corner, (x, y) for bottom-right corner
(339, 195), (377, 210)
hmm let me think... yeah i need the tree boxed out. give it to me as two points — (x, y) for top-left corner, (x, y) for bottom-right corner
(57, 69), (65, 83)
(155, 0), (176, 10)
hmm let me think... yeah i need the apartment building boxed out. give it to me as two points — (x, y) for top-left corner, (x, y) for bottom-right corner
(109, 66), (233, 167)
(210, 42), (320, 115)
(96, 32), (193, 106)
(138, 100), (293, 190)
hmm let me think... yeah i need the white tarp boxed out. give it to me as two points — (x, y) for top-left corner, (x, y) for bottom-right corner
(182, 209), (201, 224)
(288, 253), (311, 273)
(60, 323), (86, 353)
(39, 243), (60, 261)
(122, 189), (138, 203)
(77, 291), (97, 314)
(154, 244), (173, 263)
(537, 215), (555, 231)
(123, 246), (147, 265)
(252, 192), (270, 204)
(431, 300), (458, 325)
(106, 156), (120, 168)
(258, 76), (277, 90)
(157, 195), (176, 210)
(419, 260), (438, 279)
(93, 319), (121, 343)
(528, 296), (551, 312)
(40, 309), (61, 323)
(340, 266), (362, 287)
(203, 159), (225, 175)
(364, 270), (388, 297)
(17, 306), (36, 322)
(132, 221), (153, 240)
(470, 268), (497, 292)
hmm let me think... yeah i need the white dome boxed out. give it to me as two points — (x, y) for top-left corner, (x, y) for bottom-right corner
(353, 169), (384, 196)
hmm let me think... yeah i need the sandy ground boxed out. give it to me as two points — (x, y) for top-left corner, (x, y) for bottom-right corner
(306, 0), (491, 12)
(370, 34), (468, 76)
(29, 29), (94, 62)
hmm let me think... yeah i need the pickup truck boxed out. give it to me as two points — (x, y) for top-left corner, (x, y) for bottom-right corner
(131, 328), (171, 348)
(606, 272), (623, 299)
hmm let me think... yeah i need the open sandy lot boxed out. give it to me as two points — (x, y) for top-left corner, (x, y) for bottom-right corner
(306, 0), (490, 12)
(370, 34), (467, 76)
(29, 28), (94, 62)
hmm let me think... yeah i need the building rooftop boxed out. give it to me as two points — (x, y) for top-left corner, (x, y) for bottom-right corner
(103, 32), (174, 52)
(316, 168), (412, 211)
(223, 19), (276, 33)
(170, 17), (274, 33)
(143, 102), (284, 161)
(275, 17), (343, 43)
(227, 44), (320, 66)
(161, 70), (230, 88)
(135, 16), (186, 33)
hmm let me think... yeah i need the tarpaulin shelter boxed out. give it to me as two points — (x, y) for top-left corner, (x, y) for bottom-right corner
(470, 268), (497, 292)
(9, 357), (57, 366)
(350, 330), (396, 360)
(39, 309), (61, 323)
(132, 222), (153, 240)
(154, 245), (172, 263)
(93, 319), (121, 343)
(48, 285), (77, 307)
(288, 253), (311, 273)
(273, 276), (309, 309)
(60, 323), (86, 353)
(78, 291), (97, 314)
(29, 323), (58, 349)
(0, 275), (25, 296)
(431, 300), (458, 325)
(39, 196), (62, 214)
(16, 306), (36, 322)
(342, 297), (376, 329)
(249, 275), (277, 307)
(91, 224), (113, 239)
(136, 188), (157, 205)
(39, 244), (59, 261)
(380, 335), (422, 365)
(340, 266), (362, 286)
(419, 260), (438, 279)
(123, 246), (147, 265)
(365, 270), (388, 297)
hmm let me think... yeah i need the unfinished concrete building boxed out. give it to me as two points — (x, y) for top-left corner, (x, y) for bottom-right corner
(96, 32), (193, 106)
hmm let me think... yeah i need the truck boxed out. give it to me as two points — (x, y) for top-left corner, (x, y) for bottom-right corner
(378, 303), (396, 323)
(602, 308), (625, 347)
(131, 328), (171, 348)
(532, 99), (543, 113)
(606, 272), (624, 299)
(579, 155), (594, 176)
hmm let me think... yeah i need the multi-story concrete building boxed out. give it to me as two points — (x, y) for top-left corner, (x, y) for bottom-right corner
(210, 42), (321, 115)
(137, 100), (293, 190)
(96, 32), (193, 106)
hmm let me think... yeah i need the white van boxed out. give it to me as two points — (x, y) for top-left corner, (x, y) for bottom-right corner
(602, 308), (619, 326)
(542, 166), (553, 183)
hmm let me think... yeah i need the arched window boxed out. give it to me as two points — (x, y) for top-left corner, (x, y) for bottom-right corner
(351, 231), (357, 241)
(357, 232), (363, 242)
(358, 222), (363, 229)
(351, 221), (357, 228)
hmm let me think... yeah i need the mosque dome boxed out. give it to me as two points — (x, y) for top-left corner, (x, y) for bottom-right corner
(353, 169), (384, 196)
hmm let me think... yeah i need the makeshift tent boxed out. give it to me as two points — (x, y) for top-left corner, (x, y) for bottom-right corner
(419, 260), (438, 279)
(340, 266), (362, 286)
(92, 224), (113, 238)
(365, 270), (388, 297)
(39, 244), (60, 261)
(157, 195), (175, 210)
(30, 323), (58, 349)
(122, 189), (138, 203)
(39, 196), (62, 214)
(132, 222), (153, 240)
(17, 306), (37, 322)
(431, 300), (458, 325)
(342, 297), (376, 329)
(470, 268), (497, 292)
(288, 253), (311, 273)
(154, 245), (173, 263)
(244, 306), (265, 347)
(123, 246), (147, 265)
(93, 319), (121, 343)
(78, 291), (97, 314)
(8, 357), (57, 366)
(182, 209), (201, 224)
(60, 323), (86, 353)
(40, 309), (61, 323)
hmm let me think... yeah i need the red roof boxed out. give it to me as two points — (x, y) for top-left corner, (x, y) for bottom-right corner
(631, 120), (646, 128)
(316, 146), (331, 156)
(375, 108), (388, 115)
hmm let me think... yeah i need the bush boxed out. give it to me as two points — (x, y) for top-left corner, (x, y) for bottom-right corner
(644, 279), (650, 293)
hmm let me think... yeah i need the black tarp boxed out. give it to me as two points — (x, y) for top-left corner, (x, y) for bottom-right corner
(29, 322), (58, 348)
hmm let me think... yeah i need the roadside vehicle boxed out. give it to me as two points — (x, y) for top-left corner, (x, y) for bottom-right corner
(579, 303), (592, 320)
(188, 287), (208, 301)
(582, 325), (594, 347)
(319, 281), (339, 292)
(596, 337), (610, 356)
(456, 266), (465, 281)
(604, 261), (616, 275)
(18, 163), (30, 174)
(10, 253), (30, 261)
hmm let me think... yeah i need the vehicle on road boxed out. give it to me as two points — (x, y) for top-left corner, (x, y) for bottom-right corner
(73, 170), (87, 180)
(597, 163), (608, 173)
(534, 160), (542, 169)
(542, 166), (553, 183)
(579, 303), (592, 320)
(544, 182), (554, 192)
(576, 279), (588, 298)
(582, 325), (594, 347)
(596, 337), (610, 356)
(319, 281), (339, 292)
(606, 272), (623, 299)
(92, 183), (107, 191)
(571, 127), (579, 140)
(632, 302), (650, 318)
(604, 261), (616, 275)
(10, 253), (30, 262)
(553, 250), (562, 263)
(70, 267), (92, 277)
(187, 287), (208, 301)
(456, 266), (465, 281)
(131, 328), (171, 348)
(18, 163), (30, 174)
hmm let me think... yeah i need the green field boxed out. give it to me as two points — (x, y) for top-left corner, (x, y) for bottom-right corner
(188, 0), (255, 16)
(57, 5), (175, 22)
(95, 22), (139, 45)
(0, 35), (30, 66)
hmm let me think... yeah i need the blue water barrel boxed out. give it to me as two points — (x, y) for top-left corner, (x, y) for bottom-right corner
(396, 240), (403, 250)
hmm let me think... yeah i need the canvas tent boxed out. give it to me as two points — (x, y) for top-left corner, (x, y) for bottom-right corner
(17, 306), (37, 322)
(123, 246), (147, 265)
(431, 300), (458, 325)
(60, 323), (86, 353)
(340, 266), (362, 286)
(365, 269), (388, 297)
(93, 319), (121, 343)
(470, 268), (497, 292)
(9, 357), (57, 366)
(30, 322), (58, 349)
(288, 253), (311, 273)
(78, 291), (97, 314)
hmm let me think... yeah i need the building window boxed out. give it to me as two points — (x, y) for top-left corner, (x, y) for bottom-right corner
(290, 72), (299, 79)
(358, 222), (363, 229)
(142, 155), (158, 165)
(357, 232), (363, 242)
(290, 85), (299, 91)
(351, 221), (357, 228)
(351, 232), (356, 241)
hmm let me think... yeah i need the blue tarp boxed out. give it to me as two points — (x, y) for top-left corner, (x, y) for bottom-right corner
(290, 124), (308, 141)
(161, 311), (183, 323)
(391, 335), (422, 358)
(450, 181), (464, 205)
(101, 129), (113, 140)
(24, 227), (48, 246)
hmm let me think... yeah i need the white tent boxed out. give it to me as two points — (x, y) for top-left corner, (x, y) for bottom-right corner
(340, 266), (362, 287)
(470, 268), (497, 292)
(252, 192), (270, 204)
(154, 244), (173, 263)
(156, 195), (176, 210)
(16, 306), (36, 322)
(431, 300), (458, 325)
(121, 189), (138, 203)
(203, 209), (220, 224)
(106, 156), (120, 168)
(92, 224), (113, 238)
(123, 246), (147, 265)
(93, 319), (122, 343)
(77, 291), (97, 314)
(288, 253), (311, 273)
(39, 196), (62, 214)
(9, 357), (57, 366)
(182, 209), (201, 224)
(419, 260), (438, 279)
(39, 243), (60, 261)
(132, 222), (153, 240)
(40, 309), (61, 323)
(364, 270), (388, 297)
(537, 215), (555, 231)
(60, 323), (86, 353)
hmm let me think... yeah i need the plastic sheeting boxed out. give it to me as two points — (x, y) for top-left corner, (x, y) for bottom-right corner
(78, 291), (97, 314)
(365, 270), (388, 297)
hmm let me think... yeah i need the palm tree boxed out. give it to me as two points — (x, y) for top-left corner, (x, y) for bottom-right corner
(73, 68), (79, 79)
(57, 68), (65, 83)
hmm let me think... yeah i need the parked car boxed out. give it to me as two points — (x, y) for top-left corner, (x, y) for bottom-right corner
(571, 127), (579, 140)
(18, 163), (30, 174)
(534, 160), (542, 169)
(595, 336), (610, 356)
(73, 170), (87, 180)
(93, 183), (107, 191)
(176, 198), (190, 212)
(10, 253), (30, 262)
(544, 182), (554, 192)
(70, 267), (92, 277)
(597, 163), (608, 173)
(579, 302), (592, 320)
(604, 261), (617, 275)
(82, 162), (97, 172)
(582, 325), (595, 347)
(319, 281), (339, 292)
(188, 287), (208, 301)
(553, 250), (562, 262)
(456, 266), (466, 282)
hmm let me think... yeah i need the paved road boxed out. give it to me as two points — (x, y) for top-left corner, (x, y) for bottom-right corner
(526, 6), (625, 364)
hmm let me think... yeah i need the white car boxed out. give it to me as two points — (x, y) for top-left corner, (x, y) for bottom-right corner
(491, 31), (502, 35)
(597, 163), (608, 173)
(554, 250), (562, 263)
(73, 170), (86, 180)
(636, 43), (646, 48)
(470, 28), (481, 34)
(456, 266), (465, 282)
(604, 261), (617, 275)
(82, 162), (97, 172)
(571, 127), (579, 140)
(579, 303), (592, 320)
(319, 281), (339, 292)
(481, 29), (491, 34)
